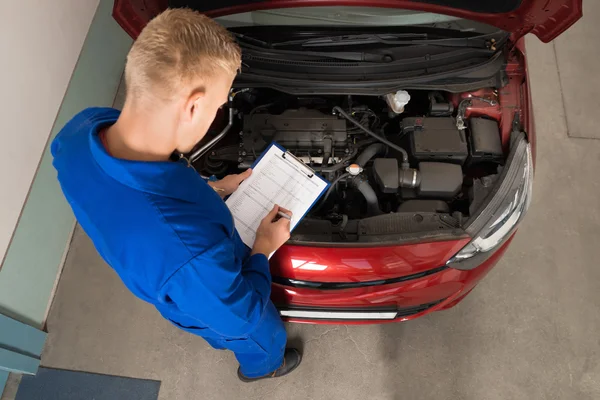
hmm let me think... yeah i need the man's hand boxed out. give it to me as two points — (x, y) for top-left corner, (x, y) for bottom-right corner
(252, 205), (292, 257)
(208, 169), (252, 198)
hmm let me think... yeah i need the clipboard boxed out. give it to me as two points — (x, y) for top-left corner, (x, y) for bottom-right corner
(226, 142), (330, 250)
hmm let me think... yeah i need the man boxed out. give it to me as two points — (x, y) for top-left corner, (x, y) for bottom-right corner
(51, 8), (301, 382)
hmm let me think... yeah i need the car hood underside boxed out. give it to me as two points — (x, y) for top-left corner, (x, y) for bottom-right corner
(114, 0), (582, 42)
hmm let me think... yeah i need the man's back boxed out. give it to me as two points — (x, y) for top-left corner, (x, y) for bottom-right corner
(52, 107), (250, 327)
(51, 8), (301, 381)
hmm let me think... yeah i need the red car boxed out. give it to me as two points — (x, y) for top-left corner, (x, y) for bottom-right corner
(113, 0), (582, 324)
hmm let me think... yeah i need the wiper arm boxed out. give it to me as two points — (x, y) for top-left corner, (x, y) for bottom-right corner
(272, 33), (429, 48)
(234, 33), (270, 48)
(238, 40), (393, 63)
(272, 32), (506, 50)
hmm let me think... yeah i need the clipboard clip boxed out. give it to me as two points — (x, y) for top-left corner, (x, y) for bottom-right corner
(281, 151), (315, 178)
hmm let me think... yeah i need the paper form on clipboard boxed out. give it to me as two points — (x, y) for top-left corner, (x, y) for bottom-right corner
(226, 143), (330, 250)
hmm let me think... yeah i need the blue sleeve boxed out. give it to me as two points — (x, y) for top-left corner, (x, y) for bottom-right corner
(240, 253), (272, 301)
(163, 238), (272, 338)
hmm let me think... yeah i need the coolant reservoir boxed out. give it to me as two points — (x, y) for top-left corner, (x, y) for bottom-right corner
(385, 90), (411, 114)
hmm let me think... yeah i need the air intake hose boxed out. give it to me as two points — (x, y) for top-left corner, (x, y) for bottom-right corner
(351, 175), (381, 216)
(356, 143), (386, 168)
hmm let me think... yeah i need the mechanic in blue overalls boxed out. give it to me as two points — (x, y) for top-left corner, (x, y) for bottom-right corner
(51, 9), (301, 382)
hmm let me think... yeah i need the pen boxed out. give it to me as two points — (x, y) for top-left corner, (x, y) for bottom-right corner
(277, 211), (292, 220)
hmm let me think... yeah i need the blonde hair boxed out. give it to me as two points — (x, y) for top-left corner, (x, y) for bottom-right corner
(124, 8), (241, 101)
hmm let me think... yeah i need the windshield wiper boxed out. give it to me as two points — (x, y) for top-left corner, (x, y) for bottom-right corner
(235, 33), (271, 48)
(270, 32), (506, 50)
(236, 33), (499, 64)
(243, 47), (392, 63)
(238, 39), (398, 62)
(272, 33), (429, 47)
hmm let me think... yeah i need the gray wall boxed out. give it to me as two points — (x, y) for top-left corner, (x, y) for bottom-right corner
(0, 0), (100, 264)
(0, 0), (133, 328)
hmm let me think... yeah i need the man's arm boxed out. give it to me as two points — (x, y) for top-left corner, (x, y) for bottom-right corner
(162, 237), (272, 338)
(239, 252), (272, 304)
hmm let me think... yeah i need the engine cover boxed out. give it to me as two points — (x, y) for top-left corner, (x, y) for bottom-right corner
(242, 108), (347, 159)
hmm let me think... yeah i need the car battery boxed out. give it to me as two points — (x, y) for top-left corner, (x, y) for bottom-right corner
(403, 117), (468, 165)
(468, 117), (503, 165)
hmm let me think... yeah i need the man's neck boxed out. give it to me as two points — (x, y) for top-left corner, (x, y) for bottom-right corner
(105, 103), (177, 162)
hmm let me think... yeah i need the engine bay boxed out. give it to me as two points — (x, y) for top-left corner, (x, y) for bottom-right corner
(193, 88), (506, 244)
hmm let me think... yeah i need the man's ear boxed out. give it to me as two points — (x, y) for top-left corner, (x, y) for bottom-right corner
(184, 87), (206, 122)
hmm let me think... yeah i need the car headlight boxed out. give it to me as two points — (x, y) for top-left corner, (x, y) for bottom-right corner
(447, 132), (533, 270)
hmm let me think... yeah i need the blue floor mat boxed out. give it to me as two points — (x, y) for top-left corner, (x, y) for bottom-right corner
(15, 367), (160, 400)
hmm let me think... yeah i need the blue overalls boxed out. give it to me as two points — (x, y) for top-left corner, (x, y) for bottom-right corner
(51, 108), (286, 378)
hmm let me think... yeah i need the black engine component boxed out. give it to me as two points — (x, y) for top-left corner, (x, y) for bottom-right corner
(373, 158), (399, 193)
(418, 162), (463, 199)
(403, 117), (469, 165)
(372, 158), (460, 199)
(397, 200), (450, 213)
(468, 117), (503, 165)
(372, 158), (420, 193)
(242, 108), (348, 163)
(429, 92), (454, 117)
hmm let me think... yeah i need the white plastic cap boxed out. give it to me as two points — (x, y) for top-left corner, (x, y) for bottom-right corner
(385, 90), (411, 114)
(346, 164), (363, 176)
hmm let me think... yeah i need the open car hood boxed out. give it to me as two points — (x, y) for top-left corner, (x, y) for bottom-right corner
(114, 0), (581, 43)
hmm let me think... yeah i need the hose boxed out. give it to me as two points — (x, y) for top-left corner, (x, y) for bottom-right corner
(249, 102), (274, 116)
(190, 95), (234, 162)
(332, 106), (409, 168)
(351, 176), (382, 216)
(312, 172), (350, 213)
(356, 143), (386, 168)
(313, 171), (382, 216)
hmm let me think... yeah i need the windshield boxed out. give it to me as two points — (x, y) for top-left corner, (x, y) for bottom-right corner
(215, 6), (501, 34)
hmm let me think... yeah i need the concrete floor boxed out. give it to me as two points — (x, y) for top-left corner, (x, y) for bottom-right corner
(9, 11), (600, 400)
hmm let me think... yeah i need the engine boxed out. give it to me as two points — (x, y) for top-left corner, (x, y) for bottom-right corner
(240, 108), (350, 167)
(195, 89), (505, 242)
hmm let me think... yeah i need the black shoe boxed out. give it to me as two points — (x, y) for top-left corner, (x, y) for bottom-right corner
(237, 348), (302, 383)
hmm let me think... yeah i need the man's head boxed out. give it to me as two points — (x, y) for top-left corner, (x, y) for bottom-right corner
(124, 8), (241, 153)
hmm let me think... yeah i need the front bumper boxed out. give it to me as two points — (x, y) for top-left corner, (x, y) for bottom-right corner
(271, 235), (514, 324)
(278, 299), (445, 322)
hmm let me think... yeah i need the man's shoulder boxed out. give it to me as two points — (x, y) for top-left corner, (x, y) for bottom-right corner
(51, 107), (119, 157)
(59, 107), (119, 135)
